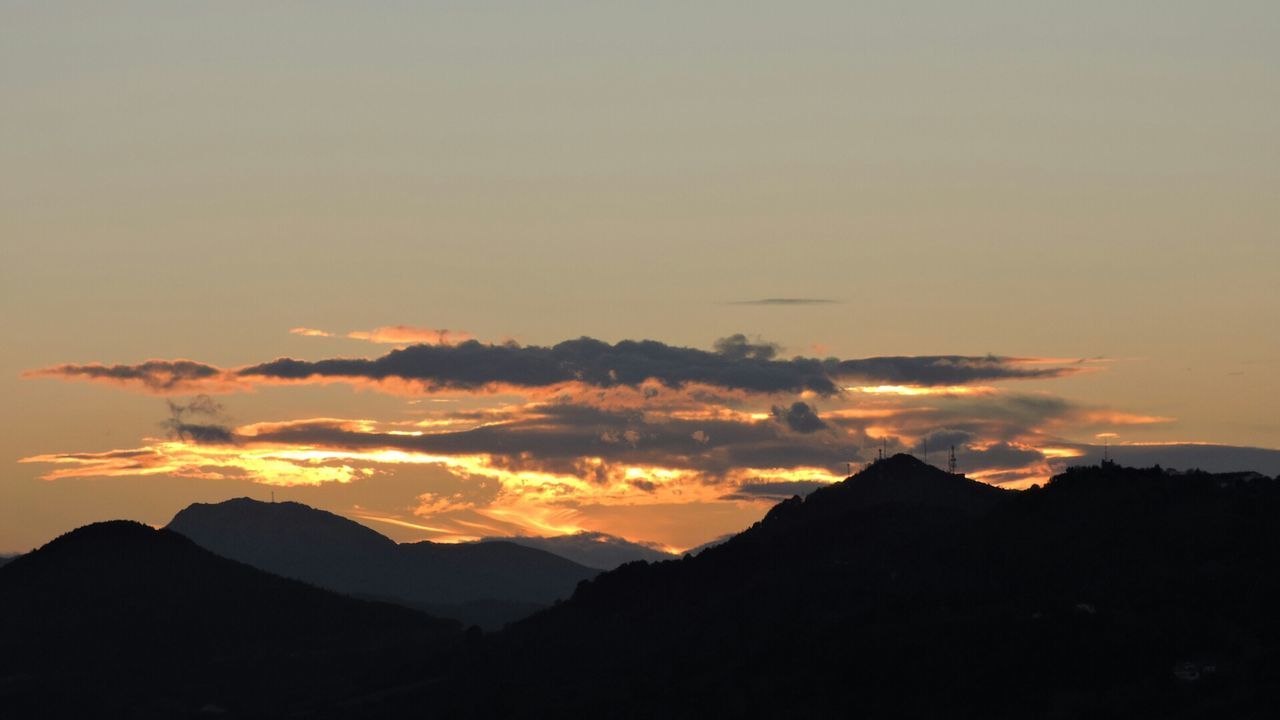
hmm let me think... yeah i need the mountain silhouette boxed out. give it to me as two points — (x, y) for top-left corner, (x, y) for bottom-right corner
(8, 457), (1280, 718)
(482, 531), (676, 569)
(413, 455), (1280, 718)
(167, 498), (598, 627)
(0, 520), (460, 717)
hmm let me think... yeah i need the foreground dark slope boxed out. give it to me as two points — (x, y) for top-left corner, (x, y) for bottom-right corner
(419, 455), (1280, 719)
(168, 498), (598, 627)
(0, 521), (461, 718)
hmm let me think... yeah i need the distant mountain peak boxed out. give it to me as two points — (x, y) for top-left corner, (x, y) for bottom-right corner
(170, 497), (397, 551)
(822, 452), (1002, 503)
(165, 496), (598, 626)
(481, 531), (675, 569)
(751, 453), (1005, 534)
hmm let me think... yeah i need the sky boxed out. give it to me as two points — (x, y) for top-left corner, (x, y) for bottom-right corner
(2, 2), (1278, 554)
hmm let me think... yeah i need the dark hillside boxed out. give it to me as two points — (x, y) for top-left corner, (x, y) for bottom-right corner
(416, 456), (1280, 719)
(0, 521), (460, 718)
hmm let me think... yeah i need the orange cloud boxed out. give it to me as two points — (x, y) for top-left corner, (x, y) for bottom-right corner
(850, 385), (1000, 397)
(291, 325), (474, 346)
(347, 325), (474, 346)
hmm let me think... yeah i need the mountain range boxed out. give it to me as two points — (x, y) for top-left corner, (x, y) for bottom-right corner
(167, 498), (599, 628)
(0, 521), (461, 717)
(4, 455), (1280, 718)
(419, 455), (1280, 718)
(481, 531), (676, 569)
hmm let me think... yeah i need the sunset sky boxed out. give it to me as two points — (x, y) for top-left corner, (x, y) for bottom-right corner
(3, 2), (1278, 554)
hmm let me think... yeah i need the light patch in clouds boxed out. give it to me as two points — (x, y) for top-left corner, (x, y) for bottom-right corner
(851, 385), (1000, 397)
(347, 326), (474, 346)
(292, 325), (474, 346)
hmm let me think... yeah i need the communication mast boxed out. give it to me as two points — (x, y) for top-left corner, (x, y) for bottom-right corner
(948, 445), (957, 475)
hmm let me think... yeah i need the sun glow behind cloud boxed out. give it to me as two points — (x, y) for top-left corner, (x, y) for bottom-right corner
(850, 385), (998, 397)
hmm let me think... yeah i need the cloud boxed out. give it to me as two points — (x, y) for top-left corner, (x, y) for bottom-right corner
(832, 355), (1083, 386)
(346, 326), (474, 346)
(27, 329), (1191, 549)
(241, 336), (842, 395)
(771, 402), (828, 433)
(23, 360), (243, 394)
(238, 339), (1088, 396)
(162, 395), (234, 444)
(292, 325), (474, 345)
(1064, 443), (1280, 476)
(721, 479), (831, 501)
(289, 327), (334, 338)
(912, 429), (975, 453)
(30, 336), (1091, 399)
(960, 442), (1045, 471)
(713, 334), (780, 361)
(237, 402), (863, 480)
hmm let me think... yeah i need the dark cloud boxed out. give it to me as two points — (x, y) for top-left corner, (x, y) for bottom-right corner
(162, 395), (234, 444)
(725, 441), (861, 473)
(58, 449), (156, 461)
(36, 339), (1083, 399)
(28, 360), (225, 392)
(167, 395), (223, 418)
(1065, 444), (1280, 476)
(240, 339), (1082, 395)
(912, 429), (975, 454)
(721, 480), (830, 502)
(713, 334), (780, 361)
(958, 442), (1044, 471)
(242, 337), (838, 395)
(832, 355), (1078, 386)
(169, 423), (235, 444)
(771, 402), (828, 433)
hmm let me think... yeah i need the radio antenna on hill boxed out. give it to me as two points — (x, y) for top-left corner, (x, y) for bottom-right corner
(948, 446), (957, 475)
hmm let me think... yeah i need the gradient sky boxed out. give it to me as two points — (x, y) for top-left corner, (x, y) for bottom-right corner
(3, 2), (1278, 554)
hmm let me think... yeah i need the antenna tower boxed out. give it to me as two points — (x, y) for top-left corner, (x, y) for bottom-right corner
(948, 445), (957, 475)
